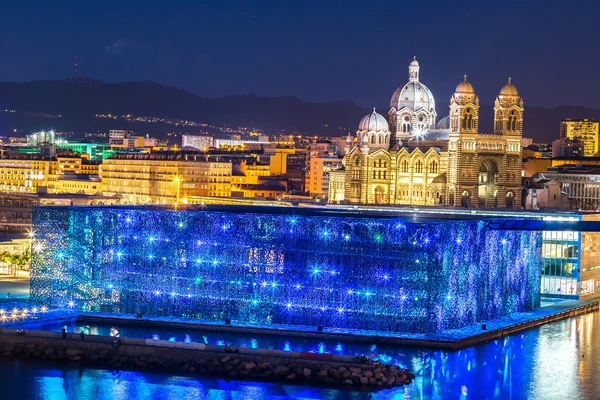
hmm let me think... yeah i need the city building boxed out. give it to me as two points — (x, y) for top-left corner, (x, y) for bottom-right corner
(560, 119), (599, 157)
(182, 135), (214, 151)
(286, 152), (307, 194)
(523, 179), (570, 210)
(523, 143), (552, 159)
(31, 205), (543, 335)
(27, 130), (56, 146)
(214, 139), (270, 149)
(0, 193), (119, 234)
(552, 137), (584, 158)
(55, 142), (115, 160)
(54, 174), (102, 195)
(328, 168), (346, 203)
(307, 155), (343, 198)
(0, 153), (103, 196)
(108, 130), (133, 146)
(101, 152), (232, 203)
(122, 136), (146, 149)
(529, 164), (600, 210)
(269, 148), (296, 175)
(336, 59), (523, 208)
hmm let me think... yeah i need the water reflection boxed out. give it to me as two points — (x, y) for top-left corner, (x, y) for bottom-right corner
(15, 312), (600, 399)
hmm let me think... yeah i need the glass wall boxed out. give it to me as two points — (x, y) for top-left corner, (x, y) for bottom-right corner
(541, 231), (579, 297)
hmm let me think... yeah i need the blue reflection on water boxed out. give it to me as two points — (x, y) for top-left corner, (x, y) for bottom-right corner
(15, 312), (600, 399)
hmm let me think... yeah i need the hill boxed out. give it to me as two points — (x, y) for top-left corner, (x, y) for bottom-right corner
(0, 77), (596, 142)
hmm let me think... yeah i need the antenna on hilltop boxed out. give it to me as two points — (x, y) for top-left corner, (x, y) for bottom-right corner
(73, 56), (79, 78)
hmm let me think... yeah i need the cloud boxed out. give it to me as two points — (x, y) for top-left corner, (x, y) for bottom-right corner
(106, 39), (129, 55)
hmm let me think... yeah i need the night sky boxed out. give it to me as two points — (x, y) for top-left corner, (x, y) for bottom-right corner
(1, 0), (598, 109)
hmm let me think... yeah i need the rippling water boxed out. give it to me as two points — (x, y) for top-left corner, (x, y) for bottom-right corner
(5, 311), (600, 399)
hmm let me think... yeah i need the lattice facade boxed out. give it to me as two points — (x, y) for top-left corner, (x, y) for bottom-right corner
(31, 206), (541, 334)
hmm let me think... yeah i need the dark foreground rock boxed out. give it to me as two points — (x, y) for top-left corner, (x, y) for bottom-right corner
(0, 333), (414, 389)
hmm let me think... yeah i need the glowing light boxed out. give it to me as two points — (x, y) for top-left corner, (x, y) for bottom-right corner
(30, 207), (542, 336)
(284, 341), (291, 351)
(41, 306), (47, 313)
(33, 243), (43, 253)
(501, 238), (508, 245)
(68, 301), (75, 308)
(251, 338), (258, 349)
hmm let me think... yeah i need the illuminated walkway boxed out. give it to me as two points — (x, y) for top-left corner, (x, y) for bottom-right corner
(8, 300), (597, 350)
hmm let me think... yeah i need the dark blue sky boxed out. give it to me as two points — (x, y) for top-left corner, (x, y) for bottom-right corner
(1, 0), (598, 109)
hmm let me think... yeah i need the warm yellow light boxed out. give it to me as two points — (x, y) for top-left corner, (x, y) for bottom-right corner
(41, 306), (48, 312)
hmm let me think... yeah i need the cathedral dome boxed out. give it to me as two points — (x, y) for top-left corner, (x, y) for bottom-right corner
(455, 75), (475, 94)
(499, 77), (519, 96)
(390, 82), (436, 113)
(390, 58), (436, 113)
(358, 108), (389, 132)
(436, 115), (450, 129)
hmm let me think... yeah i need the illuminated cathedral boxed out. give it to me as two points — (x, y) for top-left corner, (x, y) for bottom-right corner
(330, 57), (524, 208)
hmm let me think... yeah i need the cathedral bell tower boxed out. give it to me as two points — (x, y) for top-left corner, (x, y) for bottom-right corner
(494, 77), (524, 137)
(449, 75), (479, 136)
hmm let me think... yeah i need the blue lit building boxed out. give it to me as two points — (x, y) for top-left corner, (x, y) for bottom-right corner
(30, 205), (544, 334)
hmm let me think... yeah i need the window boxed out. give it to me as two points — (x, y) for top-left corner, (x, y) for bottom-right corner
(401, 160), (409, 173)
(429, 161), (438, 174)
(414, 160), (423, 173)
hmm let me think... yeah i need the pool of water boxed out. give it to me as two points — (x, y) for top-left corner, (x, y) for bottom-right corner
(16, 310), (600, 399)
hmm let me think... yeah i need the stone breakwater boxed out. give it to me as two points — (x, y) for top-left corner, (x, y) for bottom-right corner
(0, 332), (414, 389)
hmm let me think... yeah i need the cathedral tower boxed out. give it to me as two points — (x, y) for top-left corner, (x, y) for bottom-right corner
(449, 75), (479, 136)
(494, 77), (524, 136)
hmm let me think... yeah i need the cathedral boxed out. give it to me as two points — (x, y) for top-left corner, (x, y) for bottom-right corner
(330, 57), (524, 208)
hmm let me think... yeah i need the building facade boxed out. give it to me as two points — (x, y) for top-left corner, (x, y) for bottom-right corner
(31, 205), (541, 334)
(182, 135), (214, 151)
(101, 152), (232, 204)
(560, 119), (599, 157)
(334, 59), (524, 208)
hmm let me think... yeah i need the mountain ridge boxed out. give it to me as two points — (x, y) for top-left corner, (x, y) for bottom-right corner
(0, 78), (597, 142)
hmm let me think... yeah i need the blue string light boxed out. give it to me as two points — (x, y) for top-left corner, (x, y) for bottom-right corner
(30, 206), (542, 334)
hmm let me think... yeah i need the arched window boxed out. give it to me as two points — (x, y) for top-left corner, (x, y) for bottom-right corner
(506, 191), (514, 208)
(429, 161), (438, 174)
(401, 160), (409, 173)
(371, 135), (375, 144)
(415, 160), (423, 173)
